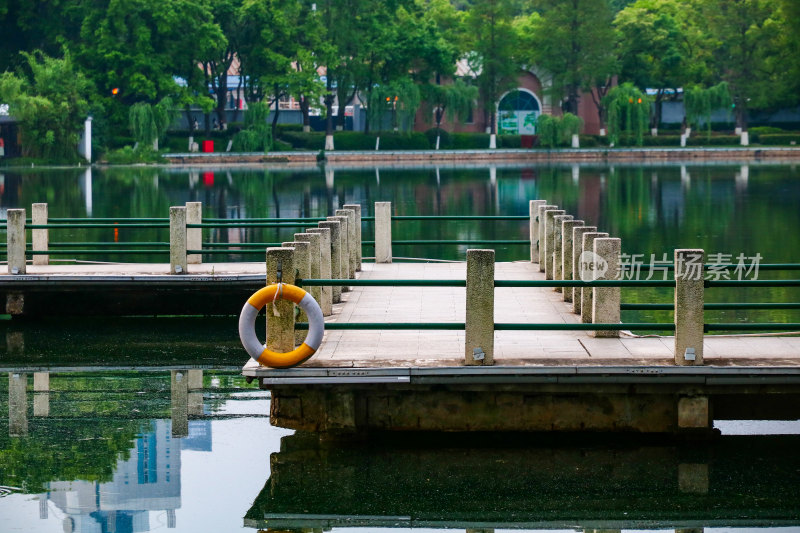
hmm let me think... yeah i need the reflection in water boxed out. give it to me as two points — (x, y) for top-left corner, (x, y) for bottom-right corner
(245, 432), (800, 531)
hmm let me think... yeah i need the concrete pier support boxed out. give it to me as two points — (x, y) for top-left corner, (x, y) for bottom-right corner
(307, 227), (332, 315)
(295, 232), (326, 315)
(536, 205), (557, 271)
(580, 232), (608, 323)
(678, 396), (710, 430)
(336, 208), (357, 279)
(328, 215), (350, 291)
(529, 200), (547, 263)
(32, 203), (48, 265)
(343, 203), (363, 271)
(561, 220), (584, 302)
(9, 372), (28, 437)
(318, 220), (343, 303)
(375, 202), (392, 263)
(543, 209), (565, 280)
(283, 240), (310, 345)
(171, 370), (188, 438)
(7, 209), (26, 274)
(169, 206), (187, 274)
(552, 214), (573, 291)
(675, 249), (705, 365)
(186, 201), (202, 264)
(571, 225), (597, 311)
(267, 247), (296, 351)
(465, 249), (495, 366)
(187, 369), (204, 416)
(592, 237), (621, 337)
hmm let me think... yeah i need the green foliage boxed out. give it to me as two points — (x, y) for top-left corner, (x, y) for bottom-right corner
(103, 146), (164, 164)
(367, 78), (422, 133)
(749, 126), (786, 135)
(423, 78), (479, 129)
(536, 113), (583, 148)
(604, 83), (651, 146)
(684, 82), (733, 137)
(128, 97), (178, 148)
(0, 50), (92, 161)
(232, 102), (272, 152)
(450, 133), (491, 149)
(424, 128), (452, 148)
(758, 134), (800, 145)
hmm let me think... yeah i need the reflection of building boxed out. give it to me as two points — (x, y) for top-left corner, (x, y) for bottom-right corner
(42, 420), (183, 533)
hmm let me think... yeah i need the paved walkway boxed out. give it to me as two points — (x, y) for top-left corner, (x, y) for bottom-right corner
(309, 261), (800, 368)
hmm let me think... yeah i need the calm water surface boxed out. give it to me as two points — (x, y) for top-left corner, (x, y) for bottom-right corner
(1, 162), (800, 531)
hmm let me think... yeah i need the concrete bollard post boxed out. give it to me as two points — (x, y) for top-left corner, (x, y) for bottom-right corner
(186, 201), (202, 264)
(571, 226), (597, 312)
(375, 201), (392, 263)
(295, 232), (326, 315)
(579, 232), (608, 322)
(543, 209), (566, 279)
(32, 203), (48, 265)
(592, 237), (621, 337)
(552, 214), (573, 291)
(336, 208), (357, 279)
(561, 220), (584, 302)
(169, 206), (187, 275)
(529, 200), (547, 263)
(465, 249), (495, 366)
(266, 247), (296, 351)
(171, 370), (189, 438)
(7, 209), (26, 275)
(318, 220), (343, 303)
(537, 205), (558, 272)
(343, 203), (362, 271)
(306, 227), (332, 315)
(33, 372), (50, 392)
(283, 240), (311, 345)
(675, 249), (705, 365)
(187, 369), (203, 390)
(329, 214), (351, 291)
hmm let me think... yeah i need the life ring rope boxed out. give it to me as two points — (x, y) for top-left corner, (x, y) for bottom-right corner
(239, 283), (324, 369)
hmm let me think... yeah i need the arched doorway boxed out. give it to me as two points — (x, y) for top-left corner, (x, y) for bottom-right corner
(498, 89), (541, 135)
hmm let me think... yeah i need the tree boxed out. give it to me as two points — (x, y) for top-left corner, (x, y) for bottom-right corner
(603, 82), (650, 145)
(524, 0), (617, 124)
(464, 0), (520, 140)
(0, 50), (92, 161)
(422, 78), (479, 147)
(691, 0), (785, 129)
(683, 82), (732, 137)
(129, 97), (178, 150)
(614, 0), (703, 128)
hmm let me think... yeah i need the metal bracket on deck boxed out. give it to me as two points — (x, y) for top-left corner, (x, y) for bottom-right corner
(685, 347), (696, 361)
(473, 347), (485, 361)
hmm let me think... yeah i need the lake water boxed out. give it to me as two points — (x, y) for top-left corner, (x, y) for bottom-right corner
(1, 162), (800, 531)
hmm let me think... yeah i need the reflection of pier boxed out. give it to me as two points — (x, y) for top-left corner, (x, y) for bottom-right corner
(245, 433), (800, 530)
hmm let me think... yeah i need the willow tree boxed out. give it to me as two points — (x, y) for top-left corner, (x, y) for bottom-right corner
(537, 113), (583, 148)
(232, 101), (272, 152)
(603, 83), (650, 146)
(129, 97), (177, 150)
(423, 78), (479, 149)
(683, 82), (732, 138)
(366, 78), (421, 134)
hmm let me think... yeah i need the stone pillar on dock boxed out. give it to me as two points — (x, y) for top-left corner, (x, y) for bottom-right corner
(186, 201), (202, 264)
(571, 226), (597, 312)
(169, 206), (187, 275)
(543, 209), (565, 279)
(283, 240), (310, 345)
(329, 214), (352, 290)
(318, 220), (343, 302)
(171, 370), (189, 438)
(674, 249), (705, 365)
(561, 219), (584, 302)
(375, 201), (392, 263)
(529, 200), (547, 263)
(465, 249), (495, 366)
(188, 369), (204, 416)
(295, 232), (327, 315)
(579, 232), (608, 322)
(592, 237), (621, 337)
(7, 209), (26, 275)
(266, 247), (296, 351)
(306, 227), (332, 315)
(32, 203), (48, 265)
(552, 214), (573, 291)
(336, 208), (357, 279)
(537, 205), (557, 271)
(343, 203), (362, 271)
(9, 372), (28, 437)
